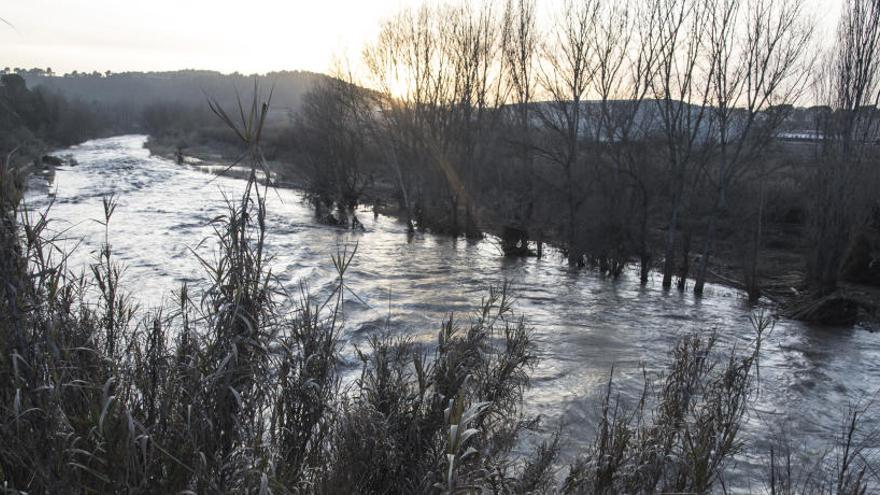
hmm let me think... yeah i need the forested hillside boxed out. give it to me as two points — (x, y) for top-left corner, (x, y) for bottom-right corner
(1, 67), (326, 162)
(15, 68), (323, 114)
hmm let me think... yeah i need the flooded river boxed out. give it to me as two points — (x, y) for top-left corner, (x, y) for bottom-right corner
(26, 135), (880, 490)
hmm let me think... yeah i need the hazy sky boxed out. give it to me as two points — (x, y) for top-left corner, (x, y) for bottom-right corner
(2, 0), (839, 77)
(0, 0), (425, 75)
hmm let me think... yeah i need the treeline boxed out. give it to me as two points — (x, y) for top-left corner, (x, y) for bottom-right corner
(289, 0), (880, 316)
(12, 68), (323, 112)
(0, 73), (123, 161)
(3, 68), (329, 160)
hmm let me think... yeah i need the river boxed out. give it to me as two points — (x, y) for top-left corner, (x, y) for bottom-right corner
(25, 135), (880, 490)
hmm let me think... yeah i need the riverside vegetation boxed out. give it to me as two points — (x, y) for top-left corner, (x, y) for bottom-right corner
(1, 90), (877, 494)
(9, 1), (880, 324)
(136, 0), (880, 325)
(288, 0), (879, 323)
(0, 71), (121, 163)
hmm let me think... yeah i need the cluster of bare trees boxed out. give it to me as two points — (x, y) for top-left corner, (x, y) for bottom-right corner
(290, 0), (880, 305)
(292, 72), (375, 226)
(808, 0), (880, 298)
(359, 2), (508, 237)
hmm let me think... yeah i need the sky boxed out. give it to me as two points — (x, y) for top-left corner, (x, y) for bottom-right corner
(2, 0), (840, 77)
(0, 0), (425, 75)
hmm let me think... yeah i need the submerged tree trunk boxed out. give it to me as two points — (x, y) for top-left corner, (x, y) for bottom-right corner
(640, 253), (651, 285)
(662, 206), (680, 289)
(464, 200), (481, 240)
(450, 193), (460, 237)
(536, 232), (544, 259)
(501, 226), (531, 256)
(388, 151), (415, 233)
(695, 139), (729, 296)
(639, 194), (651, 285)
(566, 164), (581, 266)
(745, 185), (764, 303)
(677, 228), (691, 292)
(693, 214), (717, 296)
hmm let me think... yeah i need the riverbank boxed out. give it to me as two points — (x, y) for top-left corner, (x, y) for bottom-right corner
(144, 134), (880, 328)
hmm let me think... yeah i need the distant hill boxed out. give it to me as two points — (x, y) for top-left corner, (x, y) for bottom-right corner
(17, 69), (328, 116)
(524, 99), (836, 143)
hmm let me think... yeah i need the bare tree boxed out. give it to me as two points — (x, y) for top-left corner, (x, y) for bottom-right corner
(362, 5), (443, 232)
(535, 0), (600, 266)
(363, 3), (507, 236)
(499, 0), (540, 255)
(587, 0), (661, 280)
(808, 0), (880, 296)
(691, 0), (813, 296)
(443, 1), (504, 238)
(294, 67), (373, 226)
(648, 0), (715, 290)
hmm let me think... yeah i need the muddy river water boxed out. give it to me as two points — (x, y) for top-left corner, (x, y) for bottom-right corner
(25, 135), (880, 490)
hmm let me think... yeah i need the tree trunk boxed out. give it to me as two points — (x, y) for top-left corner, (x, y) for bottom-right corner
(465, 202), (481, 240)
(693, 214), (717, 296)
(696, 137), (729, 296)
(566, 165), (581, 266)
(639, 196), (651, 285)
(640, 253), (651, 285)
(450, 194), (459, 237)
(390, 154), (414, 233)
(536, 232), (544, 259)
(746, 208), (763, 303)
(662, 206), (680, 289)
(677, 228), (691, 292)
